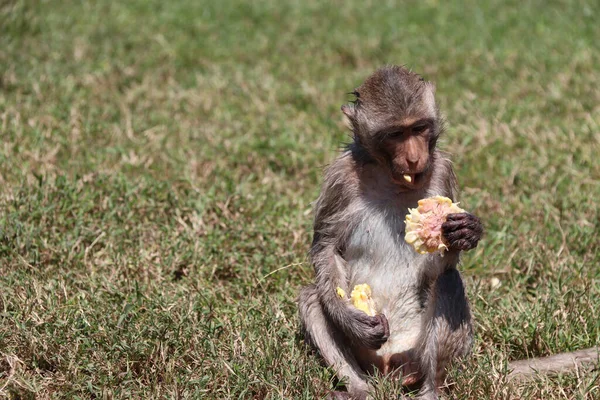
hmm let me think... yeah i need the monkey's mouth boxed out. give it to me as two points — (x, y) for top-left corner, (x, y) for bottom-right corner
(402, 173), (416, 184)
(391, 170), (428, 187)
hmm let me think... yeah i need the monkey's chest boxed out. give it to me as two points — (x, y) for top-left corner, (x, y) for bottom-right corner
(344, 210), (440, 295)
(344, 211), (443, 355)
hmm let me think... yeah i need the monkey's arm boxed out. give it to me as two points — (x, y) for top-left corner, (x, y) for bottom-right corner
(310, 233), (390, 350)
(309, 156), (389, 349)
(432, 153), (483, 253)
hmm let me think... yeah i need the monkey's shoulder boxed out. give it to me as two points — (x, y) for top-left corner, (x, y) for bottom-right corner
(316, 152), (362, 206)
(322, 151), (361, 186)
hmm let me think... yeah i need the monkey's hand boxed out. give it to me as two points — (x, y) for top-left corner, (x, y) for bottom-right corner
(442, 212), (483, 251)
(345, 309), (390, 350)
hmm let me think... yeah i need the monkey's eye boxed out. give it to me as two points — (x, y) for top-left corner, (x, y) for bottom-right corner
(412, 125), (428, 134)
(387, 131), (404, 139)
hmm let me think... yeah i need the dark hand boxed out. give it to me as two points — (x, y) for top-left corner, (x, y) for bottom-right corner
(347, 309), (389, 350)
(442, 212), (483, 251)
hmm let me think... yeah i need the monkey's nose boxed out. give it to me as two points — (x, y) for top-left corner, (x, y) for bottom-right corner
(407, 159), (419, 170)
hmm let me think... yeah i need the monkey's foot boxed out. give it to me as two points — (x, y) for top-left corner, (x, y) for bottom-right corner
(402, 373), (420, 387)
(327, 391), (354, 400)
(387, 352), (421, 387)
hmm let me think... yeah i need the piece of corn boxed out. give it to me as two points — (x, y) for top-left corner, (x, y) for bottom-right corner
(350, 284), (376, 316)
(336, 284), (377, 316)
(404, 195), (465, 254)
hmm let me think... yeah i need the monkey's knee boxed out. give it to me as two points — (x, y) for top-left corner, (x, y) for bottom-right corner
(433, 272), (473, 362)
(435, 268), (472, 330)
(420, 269), (473, 393)
(298, 285), (370, 398)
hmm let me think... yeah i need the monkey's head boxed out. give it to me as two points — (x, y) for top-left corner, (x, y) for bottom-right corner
(342, 65), (442, 189)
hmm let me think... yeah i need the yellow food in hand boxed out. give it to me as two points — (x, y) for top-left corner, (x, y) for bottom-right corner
(336, 284), (377, 316)
(350, 284), (376, 316)
(404, 195), (465, 255)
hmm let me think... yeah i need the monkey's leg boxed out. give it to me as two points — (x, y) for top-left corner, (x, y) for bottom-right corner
(299, 284), (370, 400)
(418, 268), (473, 400)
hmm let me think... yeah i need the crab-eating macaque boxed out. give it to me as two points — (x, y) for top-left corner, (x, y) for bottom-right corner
(298, 65), (483, 400)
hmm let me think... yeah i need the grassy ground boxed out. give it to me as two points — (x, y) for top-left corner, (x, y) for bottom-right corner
(1, 0), (599, 398)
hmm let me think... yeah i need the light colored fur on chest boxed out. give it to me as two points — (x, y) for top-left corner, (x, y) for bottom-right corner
(343, 173), (449, 355)
(345, 198), (445, 306)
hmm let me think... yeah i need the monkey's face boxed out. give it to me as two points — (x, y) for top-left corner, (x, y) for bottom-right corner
(377, 120), (433, 189)
(342, 66), (440, 190)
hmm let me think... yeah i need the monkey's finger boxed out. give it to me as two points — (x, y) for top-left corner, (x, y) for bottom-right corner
(455, 213), (484, 234)
(445, 212), (470, 221)
(378, 314), (390, 339)
(446, 234), (479, 250)
(455, 238), (478, 250)
(443, 216), (483, 235)
(442, 219), (466, 232)
(444, 228), (478, 244)
(443, 227), (469, 240)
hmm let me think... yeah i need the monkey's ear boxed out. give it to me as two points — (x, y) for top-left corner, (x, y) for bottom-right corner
(341, 104), (357, 129)
(341, 104), (356, 119)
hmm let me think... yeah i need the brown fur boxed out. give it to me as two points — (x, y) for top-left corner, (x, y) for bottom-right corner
(300, 65), (598, 398)
(299, 66), (483, 399)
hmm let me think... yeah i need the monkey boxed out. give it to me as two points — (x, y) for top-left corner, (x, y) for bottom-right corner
(298, 65), (484, 400)
(297, 66), (600, 399)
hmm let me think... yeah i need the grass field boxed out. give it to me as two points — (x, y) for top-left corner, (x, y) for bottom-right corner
(1, 0), (599, 398)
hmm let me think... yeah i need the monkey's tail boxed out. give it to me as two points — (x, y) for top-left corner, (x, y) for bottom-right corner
(507, 347), (599, 380)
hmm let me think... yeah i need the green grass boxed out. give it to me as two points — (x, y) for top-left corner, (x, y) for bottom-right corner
(1, 0), (599, 398)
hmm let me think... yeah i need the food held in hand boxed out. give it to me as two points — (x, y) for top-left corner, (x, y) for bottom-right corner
(404, 195), (465, 254)
(336, 284), (377, 316)
(350, 284), (376, 316)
